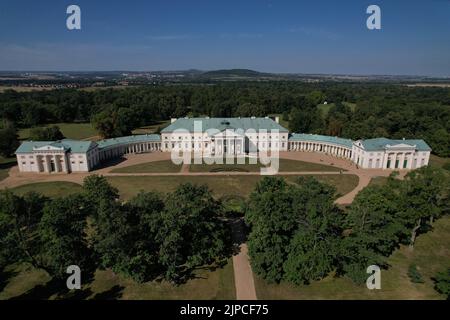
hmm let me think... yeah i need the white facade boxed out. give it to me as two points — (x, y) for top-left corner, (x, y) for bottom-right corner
(288, 135), (431, 170)
(15, 119), (432, 174)
(15, 136), (161, 173)
(161, 117), (289, 155)
(16, 142), (99, 173)
(352, 140), (430, 170)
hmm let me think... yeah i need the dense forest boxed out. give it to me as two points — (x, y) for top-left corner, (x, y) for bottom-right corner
(0, 82), (449, 156)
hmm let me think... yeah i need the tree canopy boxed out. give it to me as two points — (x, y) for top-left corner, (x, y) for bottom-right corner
(245, 176), (343, 284)
(0, 82), (449, 155)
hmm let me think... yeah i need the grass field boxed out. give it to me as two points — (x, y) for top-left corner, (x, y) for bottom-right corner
(278, 159), (342, 172)
(254, 216), (450, 300)
(0, 258), (235, 300)
(189, 158), (264, 173)
(11, 182), (83, 198)
(111, 160), (182, 173)
(19, 123), (97, 140)
(189, 158), (342, 173)
(367, 176), (389, 187)
(106, 174), (358, 200)
(0, 157), (16, 182)
(132, 120), (171, 135)
(317, 103), (335, 117)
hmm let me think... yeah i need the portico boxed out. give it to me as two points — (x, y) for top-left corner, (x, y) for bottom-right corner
(210, 130), (245, 156)
(352, 138), (431, 170)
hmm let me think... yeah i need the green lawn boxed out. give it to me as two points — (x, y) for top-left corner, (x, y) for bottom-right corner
(111, 160), (182, 173)
(132, 120), (171, 135)
(317, 103), (335, 118)
(10, 182), (83, 198)
(367, 176), (389, 187)
(189, 158), (342, 173)
(278, 159), (342, 172)
(254, 216), (450, 300)
(5, 174), (358, 201)
(106, 174), (358, 200)
(19, 123), (97, 140)
(0, 258), (235, 300)
(0, 157), (16, 182)
(189, 157), (264, 173)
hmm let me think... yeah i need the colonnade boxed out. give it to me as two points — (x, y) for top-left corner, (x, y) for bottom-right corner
(288, 141), (352, 159)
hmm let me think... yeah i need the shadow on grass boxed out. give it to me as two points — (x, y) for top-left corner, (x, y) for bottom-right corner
(0, 161), (16, 170)
(92, 285), (125, 300)
(8, 270), (97, 300)
(9, 277), (72, 300)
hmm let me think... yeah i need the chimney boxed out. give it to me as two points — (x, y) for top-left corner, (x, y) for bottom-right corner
(171, 118), (177, 123)
(275, 116), (280, 124)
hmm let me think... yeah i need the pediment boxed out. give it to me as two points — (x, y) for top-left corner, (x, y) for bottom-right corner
(33, 145), (65, 151)
(211, 129), (245, 137)
(386, 143), (416, 149)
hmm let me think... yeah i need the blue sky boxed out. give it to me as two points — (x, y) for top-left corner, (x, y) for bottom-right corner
(0, 0), (449, 76)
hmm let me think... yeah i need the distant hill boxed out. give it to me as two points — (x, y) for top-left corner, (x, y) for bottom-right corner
(200, 69), (268, 78)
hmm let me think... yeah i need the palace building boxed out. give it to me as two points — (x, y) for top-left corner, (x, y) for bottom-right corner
(160, 117), (289, 155)
(15, 117), (431, 173)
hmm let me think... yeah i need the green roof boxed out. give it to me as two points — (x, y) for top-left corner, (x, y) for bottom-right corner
(289, 133), (353, 148)
(358, 138), (432, 151)
(96, 134), (161, 150)
(161, 117), (289, 133)
(15, 139), (96, 154)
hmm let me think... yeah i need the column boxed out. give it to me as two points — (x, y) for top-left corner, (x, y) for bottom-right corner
(53, 155), (59, 172)
(36, 155), (42, 172)
(44, 155), (50, 173)
(63, 154), (68, 173)
(382, 153), (388, 169)
(399, 153), (405, 169)
(407, 153), (413, 169)
(389, 153), (395, 169)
